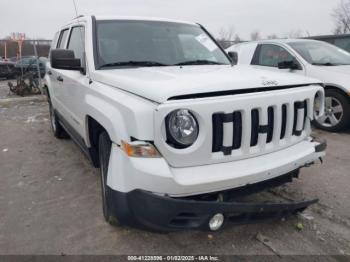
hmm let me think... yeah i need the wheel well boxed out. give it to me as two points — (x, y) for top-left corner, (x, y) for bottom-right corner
(45, 86), (51, 101)
(324, 85), (350, 102)
(87, 116), (109, 168)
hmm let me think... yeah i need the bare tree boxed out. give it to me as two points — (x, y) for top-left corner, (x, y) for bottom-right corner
(217, 25), (235, 49)
(267, 34), (278, 40)
(234, 34), (241, 43)
(288, 29), (304, 38)
(250, 30), (261, 41)
(332, 0), (350, 34)
(218, 26), (235, 41)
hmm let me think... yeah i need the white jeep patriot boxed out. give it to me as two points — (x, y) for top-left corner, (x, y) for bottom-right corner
(46, 15), (326, 232)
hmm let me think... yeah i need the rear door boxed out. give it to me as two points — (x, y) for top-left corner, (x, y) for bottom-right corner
(251, 43), (306, 76)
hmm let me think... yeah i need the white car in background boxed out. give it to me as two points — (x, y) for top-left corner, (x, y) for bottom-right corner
(227, 39), (350, 132)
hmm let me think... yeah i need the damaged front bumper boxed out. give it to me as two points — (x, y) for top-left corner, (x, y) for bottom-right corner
(107, 135), (326, 232)
(108, 170), (319, 232)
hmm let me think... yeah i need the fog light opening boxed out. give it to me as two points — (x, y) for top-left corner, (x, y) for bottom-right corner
(209, 213), (224, 231)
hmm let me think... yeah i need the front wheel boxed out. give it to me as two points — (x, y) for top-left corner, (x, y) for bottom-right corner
(99, 132), (120, 226)
(314, 89), (350, 132)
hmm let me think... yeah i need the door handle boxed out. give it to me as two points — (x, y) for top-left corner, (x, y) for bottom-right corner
(57, 76), (64, 82)
(47, 70), (52, 75)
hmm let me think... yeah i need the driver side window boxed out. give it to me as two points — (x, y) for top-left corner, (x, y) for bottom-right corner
(252, 44), (294, 67)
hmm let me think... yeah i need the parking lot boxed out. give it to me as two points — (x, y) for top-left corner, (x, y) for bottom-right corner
(0, 80), (349, 256)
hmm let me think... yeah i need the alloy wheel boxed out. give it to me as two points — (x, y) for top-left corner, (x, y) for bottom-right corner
(316, 96), (344, 128)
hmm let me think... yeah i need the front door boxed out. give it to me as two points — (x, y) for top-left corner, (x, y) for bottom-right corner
(251, 43), (306, 76)
(58, 25), (88, 139)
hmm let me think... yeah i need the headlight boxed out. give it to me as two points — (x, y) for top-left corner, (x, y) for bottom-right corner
(166, 109), (199, 148)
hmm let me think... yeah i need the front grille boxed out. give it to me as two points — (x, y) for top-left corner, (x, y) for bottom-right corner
(212, 100), (309, 156)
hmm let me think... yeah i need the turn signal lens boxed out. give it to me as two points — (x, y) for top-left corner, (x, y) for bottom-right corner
(121, 141), (161, 158)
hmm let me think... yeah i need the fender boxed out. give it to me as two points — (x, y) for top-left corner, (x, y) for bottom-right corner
(84, 94), (127, 145)
(83, 81), (157, 146)
(323, 83), (350, 96)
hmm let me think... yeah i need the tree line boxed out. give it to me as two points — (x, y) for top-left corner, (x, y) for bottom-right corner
(217, 0), (350, 48)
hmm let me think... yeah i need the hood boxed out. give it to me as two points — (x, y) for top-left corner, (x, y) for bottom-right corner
(92, 65), (321, 103)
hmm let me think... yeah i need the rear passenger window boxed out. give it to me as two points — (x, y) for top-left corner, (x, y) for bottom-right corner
(67, 27), (85, 60)
(253, 44), (294, 67)
(57, 29), (69, 49)
(334, 38), (350, 53)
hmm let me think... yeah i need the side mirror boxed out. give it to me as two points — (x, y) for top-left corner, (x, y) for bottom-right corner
(228, 51), (238, 65)
(278, 59), (301, 70)
(50, 49), (82, 71)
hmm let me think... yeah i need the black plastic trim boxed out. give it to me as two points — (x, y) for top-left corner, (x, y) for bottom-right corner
(293, 101), (307, 136)
(258, 125), (269, 134)
(91, 15), (99, 70)
(314, 138), (327, 153)
(108, 170), (318, 232)
(280, 104), (287, 139)
(197, 23), (233, 65)
(212, 111), (242, 155)
(251, 109), (259, 146)
(55, 110), (95, 166)
(167, 84), (319, 101)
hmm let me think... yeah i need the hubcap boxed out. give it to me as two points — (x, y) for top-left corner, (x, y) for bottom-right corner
(316, 96), (343, 128)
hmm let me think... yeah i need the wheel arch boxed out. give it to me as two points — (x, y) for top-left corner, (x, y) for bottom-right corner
(84, 102), (129, 167)
(85, 115), (111, 168)
(324, 84), (350, 102)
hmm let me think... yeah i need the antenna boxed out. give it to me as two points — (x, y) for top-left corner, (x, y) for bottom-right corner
(71, 0), (89, 76)
(72, 0), (80, 18)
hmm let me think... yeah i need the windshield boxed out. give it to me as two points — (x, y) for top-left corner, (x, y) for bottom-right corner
(289, 41), (350, 65)
(95, 20), (231, 68)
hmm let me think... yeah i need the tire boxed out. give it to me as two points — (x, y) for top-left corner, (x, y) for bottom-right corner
(313, 89), (350, 132)
(99, 131), (120, 226)
(48, 101), (69, 139)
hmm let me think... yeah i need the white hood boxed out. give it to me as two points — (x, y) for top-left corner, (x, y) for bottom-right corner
(92, 65), (321, 103)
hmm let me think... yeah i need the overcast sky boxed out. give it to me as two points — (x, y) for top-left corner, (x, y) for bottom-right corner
(0, 0), (341, 40)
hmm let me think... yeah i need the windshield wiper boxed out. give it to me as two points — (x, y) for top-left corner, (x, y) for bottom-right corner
(99, 61), (169, 69)
(174, 60), (225, 66)
(312, 62), (337, 66)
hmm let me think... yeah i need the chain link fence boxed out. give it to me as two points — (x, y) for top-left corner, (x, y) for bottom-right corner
(0, 39), (51, 59)
(0, 39), (52, 97)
